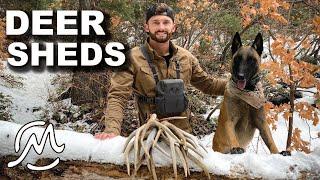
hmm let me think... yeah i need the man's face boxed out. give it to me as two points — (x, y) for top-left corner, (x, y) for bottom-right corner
(144, 15), (176, 43)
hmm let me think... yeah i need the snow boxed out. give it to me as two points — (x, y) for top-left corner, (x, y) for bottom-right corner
(0, 57), (319, 178)
(202, 87), (320, 155)
(0, 120), (319, 179)
(246, 87), (320, 154)
(0, 62), (56, 124)
(0, 121), (127, 165)
(204, 148), (320, 179)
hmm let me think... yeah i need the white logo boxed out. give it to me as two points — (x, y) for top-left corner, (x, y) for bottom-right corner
(8, 121), (65, 170)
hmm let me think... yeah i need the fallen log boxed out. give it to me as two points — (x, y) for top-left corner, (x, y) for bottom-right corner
(0, 120), (319, 179)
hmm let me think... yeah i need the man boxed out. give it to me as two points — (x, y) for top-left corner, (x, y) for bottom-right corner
(95, 3), (227, 140)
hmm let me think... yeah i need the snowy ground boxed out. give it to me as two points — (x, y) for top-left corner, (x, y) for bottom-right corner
(0, 63), (56, 124)
(203, 88), (320, 154)
(0, 61), (319, 178)
(0, 120), (319, 179)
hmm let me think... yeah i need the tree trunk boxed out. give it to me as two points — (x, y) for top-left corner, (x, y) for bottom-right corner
(286, 65), (295, 150)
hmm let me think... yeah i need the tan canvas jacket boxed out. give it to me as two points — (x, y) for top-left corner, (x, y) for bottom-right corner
(104, 40), (227, 135)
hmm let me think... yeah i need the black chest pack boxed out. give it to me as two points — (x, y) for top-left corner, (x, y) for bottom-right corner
(138, 46), (188, 116)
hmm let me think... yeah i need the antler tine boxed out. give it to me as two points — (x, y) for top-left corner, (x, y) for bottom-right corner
(123, 113), (210, 179)
(158, 116), (187, 122)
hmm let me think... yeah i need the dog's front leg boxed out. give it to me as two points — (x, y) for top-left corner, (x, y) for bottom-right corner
(223, 101), (244, 154)
(225, 119), (240, 141)
(213, 100), (243, 154)
(252, 108), (279, 154)
(224, 119), (245, 154)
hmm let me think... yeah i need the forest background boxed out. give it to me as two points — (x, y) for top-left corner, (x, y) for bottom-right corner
(0, 0), (319, 154)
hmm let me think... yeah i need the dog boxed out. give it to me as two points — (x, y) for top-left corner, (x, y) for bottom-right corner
(212, 32), (280, 154)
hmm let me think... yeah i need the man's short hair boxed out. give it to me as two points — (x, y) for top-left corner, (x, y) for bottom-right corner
(145, 3), (175, 23)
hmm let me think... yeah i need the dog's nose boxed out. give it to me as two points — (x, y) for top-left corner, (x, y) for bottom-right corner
(238, 73), (245, 80)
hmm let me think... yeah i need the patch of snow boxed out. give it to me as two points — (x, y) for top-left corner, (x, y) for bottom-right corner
(296, 87), (317, 104)
(0, 120), (319, 179)
(247, 86), (320, 154)
(0, 48), (319, 178)
(0, 63), (56, 124)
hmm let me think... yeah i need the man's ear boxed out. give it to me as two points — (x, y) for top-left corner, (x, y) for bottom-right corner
(231, 32), (242, 55)
(144, 23), (149, 33)
(172, 23), (176, 33)
(252, 33), (263, 56)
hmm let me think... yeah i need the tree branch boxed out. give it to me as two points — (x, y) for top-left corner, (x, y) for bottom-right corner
(293, 29), (312, 50)
(268, 30), (277, 62)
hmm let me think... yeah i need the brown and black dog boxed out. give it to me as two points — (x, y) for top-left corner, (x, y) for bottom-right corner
(212, 32), (286, 154)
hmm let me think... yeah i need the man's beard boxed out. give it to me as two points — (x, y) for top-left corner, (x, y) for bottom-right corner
(149, 31), (172, 43)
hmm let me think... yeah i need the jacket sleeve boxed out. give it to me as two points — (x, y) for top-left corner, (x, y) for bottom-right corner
(190, 55), (227, 96)
(103, 65), (135, 135)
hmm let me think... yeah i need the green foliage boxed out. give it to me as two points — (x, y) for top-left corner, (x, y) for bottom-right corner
(315, 98), (320, 106)
(290, 4), (314, 27)
(214, 12), (242, 35)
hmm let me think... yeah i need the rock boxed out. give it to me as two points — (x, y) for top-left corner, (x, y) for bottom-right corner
(32, 107), (42, 112)
(265, 84), (303, 106)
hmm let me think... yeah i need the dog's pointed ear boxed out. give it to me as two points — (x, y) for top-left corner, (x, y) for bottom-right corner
(252, 33), (263, 56)
(232, 32), (242, 55)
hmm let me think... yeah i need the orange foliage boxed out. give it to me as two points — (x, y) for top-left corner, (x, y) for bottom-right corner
(176, 0), (213, 30)
(296, 102), (319, 126)
(261, 61), (286, 85)
(111, 16), (122, 28)
(290, 128), (310, 153)
(262, 33), (319, 153)
(241, 0), (289, 26)
(312, 16), (320, 35)
(264, 34), (318, 88)
(175, 0), (218, 49)
(264, 102), (279, 130)
(254, 0), (320, 151)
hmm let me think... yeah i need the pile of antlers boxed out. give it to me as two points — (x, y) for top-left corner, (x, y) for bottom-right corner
(123, 114), (210, 179)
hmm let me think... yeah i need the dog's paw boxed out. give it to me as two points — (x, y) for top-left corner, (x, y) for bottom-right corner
(280, 151), (291, 156)
(230, 147), (245, 154)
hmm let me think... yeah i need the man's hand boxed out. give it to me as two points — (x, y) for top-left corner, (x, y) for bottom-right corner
(94, 132), (116, 140)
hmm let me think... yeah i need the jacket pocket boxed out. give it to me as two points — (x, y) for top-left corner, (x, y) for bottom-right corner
(135, 66), (156, 95)
(140, 66), (154, 77)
